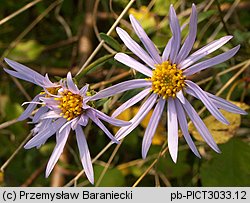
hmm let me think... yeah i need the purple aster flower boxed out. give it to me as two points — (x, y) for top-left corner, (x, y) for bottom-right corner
(3, 59), (130, 184)
(23, 72), (129, 184)
(3, 58), (60, 122)
(91, 4), (247, 162)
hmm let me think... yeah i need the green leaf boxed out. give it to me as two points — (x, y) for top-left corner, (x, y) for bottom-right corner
(156, 150), (191, 179)
(75, 53), (115, 80)
(198, 10), (217, 23)
(100, 33), (122, 51)
(7, 40), (45, 62)
(94, 165), (125, 186)
(200, 138), (250, 186)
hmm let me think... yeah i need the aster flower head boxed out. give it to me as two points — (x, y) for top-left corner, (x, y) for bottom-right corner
(22, 72), (130, 184)
(91, 4), (247, 162)
(3, 60), (130, 184)
(3, 58), (60, 122)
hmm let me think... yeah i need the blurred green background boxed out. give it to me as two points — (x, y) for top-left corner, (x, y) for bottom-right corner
(0, 0), (250, 186)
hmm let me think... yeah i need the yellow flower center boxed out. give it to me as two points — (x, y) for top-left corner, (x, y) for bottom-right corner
(56, 90), (83, 121)
(150, 61), (185, 99)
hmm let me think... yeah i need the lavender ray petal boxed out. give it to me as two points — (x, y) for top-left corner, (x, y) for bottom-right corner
(112, 88), (151, 118)
(207, 92), (247, 115)
(142, 98), (165, 159)
(79, 84), (89, 96)
(175, 99), (201, 158)
(162, 23), (187, 62)
(115, 53), (152, 77)
(45, 124), (71, 177)
(186, 86), (247, 115)
(4, 58), (45, 84)
(167, 98), (179, 163)
(32, 106), (49, 123)
(78, 115), (89, 126)
(176, 4), (197, 64)
(162, 38), (173, 62)
(40, 111), (61, 120)
(87, 110), (119, 144)
(25, 118), (66, 149)
(116, 27), (156, 69)
(184, 45), (240, 76)
(3, 69), (39, 85)
(66, 72), (79, 94)
(129, 15), (162, 64)
(176, 90), (185, 104)
(91, 108), (130, 127)
(75, 125), (94, 184)
(89, 79), (151, 101)
(115, 93), (158, 141)
(18, 94), (41, 121)
(186, 80), (229, 125)
(179, 36), (233, 69)
(169, 5), (181, 64)
(182, 98), (220, 153)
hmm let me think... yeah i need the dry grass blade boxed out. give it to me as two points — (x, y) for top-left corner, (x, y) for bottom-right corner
(0, 0), (42, 26)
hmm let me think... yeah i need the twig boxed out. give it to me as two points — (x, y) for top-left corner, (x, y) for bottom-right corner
(0, 0), (42, 26)
(95, 140), (123, 186)
(64, 142), (113, 187)
(21, 163), (46, 187)
(76, 0), (136, 76)
(1, 0), (63, 59)
(0, 119), (18, 130)
(0, 133), (33, 172)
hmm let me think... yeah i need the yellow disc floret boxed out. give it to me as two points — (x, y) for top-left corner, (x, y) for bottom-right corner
(151, 61), (185, 99)
(56, 90), (83, 121)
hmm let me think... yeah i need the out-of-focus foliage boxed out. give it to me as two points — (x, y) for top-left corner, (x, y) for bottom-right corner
(0, 0), (249, 187)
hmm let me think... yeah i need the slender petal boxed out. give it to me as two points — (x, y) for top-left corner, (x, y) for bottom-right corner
(4, 58), (45, 86)
(179, 36), (233, 69)
(162, 23), (187, 61)
(186, 88), (247, 115)
(87, 110), (119, 144)
(176, 90), (185, 104)
(78, 115), (89, 126)
(25, 118), (65, 149)
(90, 79), (151, 101)
(40, 111), (61, 120)
(79, 84), (89, 95)
(162, 38), (173, 62)
(18, 94), (41, 121)
(182, 98), (220, 153)
(32, 106), (49, 123)
(67, 72), (79, 94)
(167, 98), (179, 163)
(115, 53), (152, 77)
(3, 69), (36, 84)
(142, 98), (165, 158)
(115, 93), (158, 141)
(186, 80), (229, 125)
(45, 124), (71, 177)
(169, 5), (181, 64)
(129, 15), (162, 64)
(75, 126), (94, 184)
(112, 88), (151, 118)
(208, 92), (247, 115)
(116, 27), (156, 68)
(184, 45), (240, 76)
(91, 108), (130, 126)
(176, 4), (197, 64)
(175, 99), (201, 158)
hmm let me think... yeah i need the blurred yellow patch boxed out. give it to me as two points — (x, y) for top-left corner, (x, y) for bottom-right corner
(0, 171), (3, 184)
(112, 107), (166, 145)
(129, 6), (156, 30)
(189, 101), (249, 144)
